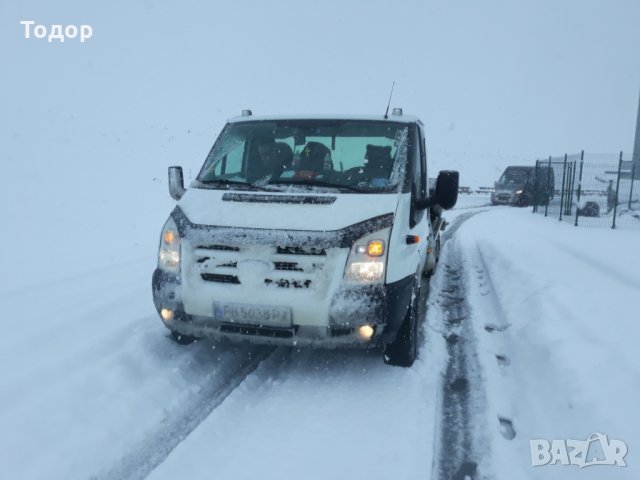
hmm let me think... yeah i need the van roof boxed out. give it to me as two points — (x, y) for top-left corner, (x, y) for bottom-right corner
(227, 113), (423, 126)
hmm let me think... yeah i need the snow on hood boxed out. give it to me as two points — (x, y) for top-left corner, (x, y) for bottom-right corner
(178, 187), (400, 231)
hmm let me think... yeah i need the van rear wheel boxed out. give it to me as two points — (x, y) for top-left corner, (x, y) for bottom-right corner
(384, 285), (420, 367)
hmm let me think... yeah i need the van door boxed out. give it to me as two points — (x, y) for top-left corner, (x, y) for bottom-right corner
(386, 124), (428, 283)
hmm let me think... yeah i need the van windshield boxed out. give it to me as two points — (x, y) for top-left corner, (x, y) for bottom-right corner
(497, 169), (531, 187)
(195, 120), (410, 193)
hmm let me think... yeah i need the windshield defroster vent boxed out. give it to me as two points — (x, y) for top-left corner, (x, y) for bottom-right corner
(222, 193), (337, 205)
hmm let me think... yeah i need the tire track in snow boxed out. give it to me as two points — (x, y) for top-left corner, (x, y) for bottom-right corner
(442, 210), (489, 242)
(96, 345), (276, 480)
(472, 244), (512, 337)
(431, 211), (487, 480)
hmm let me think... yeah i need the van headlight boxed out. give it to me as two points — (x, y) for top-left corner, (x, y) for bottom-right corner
(344, 227), (391, 284)
(158, 216), (181, 273)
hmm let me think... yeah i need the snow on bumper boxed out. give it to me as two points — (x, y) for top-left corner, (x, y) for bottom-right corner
(152, 269), (413, 347)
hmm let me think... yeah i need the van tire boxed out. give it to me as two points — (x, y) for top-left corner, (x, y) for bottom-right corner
(170, 330), (198, 345)
(384, 285), (420, 367)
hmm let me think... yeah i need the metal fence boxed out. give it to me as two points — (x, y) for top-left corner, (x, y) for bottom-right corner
(532, 152), (640, 229)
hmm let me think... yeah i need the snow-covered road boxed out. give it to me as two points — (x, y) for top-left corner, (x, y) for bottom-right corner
(2, 196), (638, 480)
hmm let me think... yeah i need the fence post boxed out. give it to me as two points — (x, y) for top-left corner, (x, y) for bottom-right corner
(544, 156), (552, 217)
(574, 150), (584, 226)
(566, 161), (576, 215)
(533, 160), (539, 213)
(612, 151), (623, 229)
(559, 153), (568, 221)
(629, 162), (636, 209)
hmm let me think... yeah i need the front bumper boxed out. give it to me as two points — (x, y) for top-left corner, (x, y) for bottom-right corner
(491, 191), (525, 205)
(152, 268), (414, 348)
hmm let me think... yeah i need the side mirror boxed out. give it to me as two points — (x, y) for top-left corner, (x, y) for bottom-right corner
(414, 170), (459, 210)
(168, 166), (186, 201)
(433, 170), (459, 210)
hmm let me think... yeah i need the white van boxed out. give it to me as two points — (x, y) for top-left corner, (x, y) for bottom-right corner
(152, 110), (458, 366)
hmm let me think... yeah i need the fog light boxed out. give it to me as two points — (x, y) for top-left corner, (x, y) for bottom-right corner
(160, 308), (174, 321)
(358, 324), (375, 341)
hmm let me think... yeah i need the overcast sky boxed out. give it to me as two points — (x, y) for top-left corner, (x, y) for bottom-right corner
(1, 0), (639, 185)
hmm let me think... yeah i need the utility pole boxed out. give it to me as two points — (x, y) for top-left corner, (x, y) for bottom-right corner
(634, 88), (640, 179)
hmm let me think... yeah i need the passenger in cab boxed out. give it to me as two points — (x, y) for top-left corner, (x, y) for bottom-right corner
(250, 137), (293, 181)
(293, 142), (332, 179)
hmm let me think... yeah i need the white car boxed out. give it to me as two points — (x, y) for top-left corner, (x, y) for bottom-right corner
(152, 110), (458, 366)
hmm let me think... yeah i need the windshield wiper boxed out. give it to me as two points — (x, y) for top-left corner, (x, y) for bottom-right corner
(268, 178), (371, 193)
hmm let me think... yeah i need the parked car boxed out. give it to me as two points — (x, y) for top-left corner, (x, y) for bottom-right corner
(152, 110), (458, 367)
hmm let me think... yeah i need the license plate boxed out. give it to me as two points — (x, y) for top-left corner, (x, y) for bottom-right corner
(213, 302), (292, 328)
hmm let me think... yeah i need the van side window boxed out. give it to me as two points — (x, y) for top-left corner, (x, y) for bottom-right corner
(409, 126), (426, 228)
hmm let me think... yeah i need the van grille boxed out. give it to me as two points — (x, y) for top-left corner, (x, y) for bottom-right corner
(197, 244), (240, 252)
(276, 246), (326, 256)
(194, 243), (326, 289)
(273, 262), (304, 272)
(201, 273), (240, 284)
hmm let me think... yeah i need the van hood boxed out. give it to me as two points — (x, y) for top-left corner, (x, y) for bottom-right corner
(177, 187), (400, 231)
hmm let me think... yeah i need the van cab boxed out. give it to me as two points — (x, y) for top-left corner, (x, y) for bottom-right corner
(152, 110), (458, 366)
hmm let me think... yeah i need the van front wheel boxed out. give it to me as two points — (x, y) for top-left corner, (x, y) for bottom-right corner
(384, 286), (420, 367)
